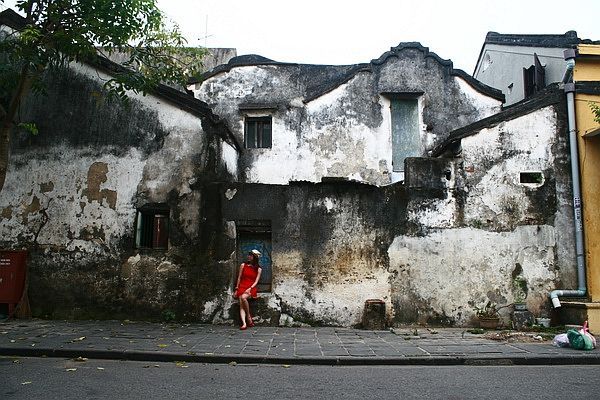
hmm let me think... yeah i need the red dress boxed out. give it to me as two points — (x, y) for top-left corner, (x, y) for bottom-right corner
(235, 263), (259, 298)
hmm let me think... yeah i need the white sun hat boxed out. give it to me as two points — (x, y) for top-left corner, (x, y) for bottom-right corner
(250, 249), (261, 256)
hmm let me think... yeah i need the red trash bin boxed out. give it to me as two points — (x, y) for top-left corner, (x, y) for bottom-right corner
(0, 250), (27, 316)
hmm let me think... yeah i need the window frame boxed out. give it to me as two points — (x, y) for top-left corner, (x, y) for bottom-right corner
(523, 53), (545, 99)
(382, 92), (424, 174)
(134, 204), (170, 250)
(244, 116), (272, 149)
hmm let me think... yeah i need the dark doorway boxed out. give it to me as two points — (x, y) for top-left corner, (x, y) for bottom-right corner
(237, 220), (272, 292)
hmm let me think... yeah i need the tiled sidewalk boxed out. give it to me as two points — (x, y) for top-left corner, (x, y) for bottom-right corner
(1, 319), (598, 365)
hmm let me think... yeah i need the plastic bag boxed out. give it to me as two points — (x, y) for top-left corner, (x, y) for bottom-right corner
(582, 321), (597, 349)
(567, 321), (596, 351)
(552, 333), (570, 348)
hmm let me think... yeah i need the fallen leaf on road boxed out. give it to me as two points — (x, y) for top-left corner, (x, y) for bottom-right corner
(186, 351), (197, 356)
(282, 365), (291, 368)
(175, 361), (188, 368)
(74, 357), (88, 362)
(13, 359), (20, 364)
(21, 381), (32, 385)
(65, 368), (77, 372)
(31, 344), (35, 347)
(157, 344), (168, 348)
(204, 352), (214, 355)
(153, 365), (160, 368)
(229, 361), (237, 366)
(10, 340), (16, 343)
(97, 367), (105, 370)
(72, 337), (86, 342)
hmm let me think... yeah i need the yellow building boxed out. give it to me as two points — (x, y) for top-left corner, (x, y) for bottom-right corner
(562, 44), (600, 332)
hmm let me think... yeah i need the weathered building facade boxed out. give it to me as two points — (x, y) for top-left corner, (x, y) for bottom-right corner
(192, 44), (503, 185)
(190, 45), (576, 327)
(0, 9), (240, 320)
(0, 7), (580, 327)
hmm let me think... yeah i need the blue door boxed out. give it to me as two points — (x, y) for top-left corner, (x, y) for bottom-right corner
(239, 232), (272, 291)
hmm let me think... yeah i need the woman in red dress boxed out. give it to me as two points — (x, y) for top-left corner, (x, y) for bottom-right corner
(234, 249), (262, 330)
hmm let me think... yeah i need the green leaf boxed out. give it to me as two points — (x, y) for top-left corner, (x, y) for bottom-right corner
(18, 122), (38, 136)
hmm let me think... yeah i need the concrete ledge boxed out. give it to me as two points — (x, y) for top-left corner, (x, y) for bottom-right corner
(2, 346), (600, 366)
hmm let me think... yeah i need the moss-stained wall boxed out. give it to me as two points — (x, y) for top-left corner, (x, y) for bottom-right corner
(0, 63), (236, 321)
(211, 100), (574, 327)
(193, 44), (502, 186)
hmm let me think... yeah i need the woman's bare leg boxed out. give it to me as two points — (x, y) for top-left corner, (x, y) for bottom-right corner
(240, 294), (252, 325)
(239, 295), (248, 328)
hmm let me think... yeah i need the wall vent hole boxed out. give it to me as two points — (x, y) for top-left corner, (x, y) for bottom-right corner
(520, 172), (544, 184)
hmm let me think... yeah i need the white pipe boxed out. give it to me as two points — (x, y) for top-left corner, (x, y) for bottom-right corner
(550, 52), (587, 308)
(561, 58), (575, 84)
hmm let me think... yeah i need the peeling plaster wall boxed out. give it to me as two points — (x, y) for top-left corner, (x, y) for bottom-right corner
(0, 47), (573, 327)
(0, 63), (233, 320)
(218, 182), (409, 326)
(194, 47), (502, 186)
(211, 100), (574, 327)
(388, 102), (575, 325)
(388, 226), (559, 326)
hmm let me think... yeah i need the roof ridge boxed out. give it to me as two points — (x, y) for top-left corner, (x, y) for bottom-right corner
(195, 42), (503, 103)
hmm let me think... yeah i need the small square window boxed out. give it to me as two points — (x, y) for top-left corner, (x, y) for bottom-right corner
(244, 116), (272, 148)
(135, 205), (169, 249)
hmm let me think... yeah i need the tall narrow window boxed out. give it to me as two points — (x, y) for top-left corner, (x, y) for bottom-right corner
(390, 98), (420, 172)
(245, 116), (272, 148)
(135, 205), (169, 249)
(523, 53), (545, 98)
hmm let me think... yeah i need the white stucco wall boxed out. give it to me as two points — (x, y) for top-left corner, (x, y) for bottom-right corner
(0, 147), (145, 253)
(386, 104), (574, 323)
(0, 61), (210, 251)
(193, 52), (503, 187)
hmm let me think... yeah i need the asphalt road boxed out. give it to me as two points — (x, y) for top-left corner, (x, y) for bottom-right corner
(2, 357), (599, 400)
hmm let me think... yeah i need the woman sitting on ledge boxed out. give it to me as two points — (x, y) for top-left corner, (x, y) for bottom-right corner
(234, 249), (262, 330)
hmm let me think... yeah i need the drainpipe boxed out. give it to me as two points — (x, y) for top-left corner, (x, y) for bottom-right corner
(550, 49), (587, 308)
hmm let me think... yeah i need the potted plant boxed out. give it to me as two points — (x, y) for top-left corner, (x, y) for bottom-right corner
(474, 301), (500, 329)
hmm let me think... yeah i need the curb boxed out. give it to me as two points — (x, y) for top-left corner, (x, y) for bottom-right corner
(2, 347), (600, 366)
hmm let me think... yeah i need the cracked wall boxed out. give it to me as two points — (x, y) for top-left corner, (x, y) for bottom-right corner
(193, 46), (502, 186)
(205, 100), (575, 328)
(0, 62), (236, 320)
